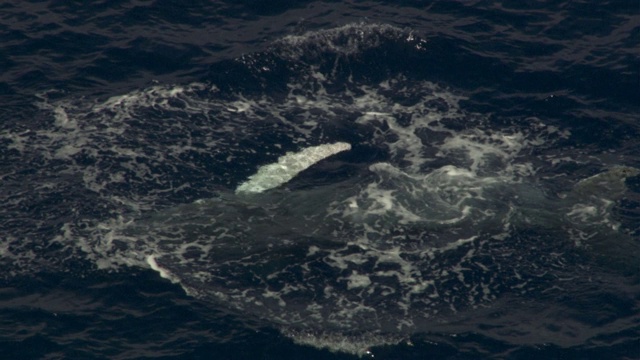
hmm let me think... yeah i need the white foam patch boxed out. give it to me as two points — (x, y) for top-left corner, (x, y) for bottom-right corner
(146, 255), (180, 284)
(281, 328), (405, 357)
(275, 22), (427, 59)
(567, 204), (599, 221)
(345, 271), (372, 289)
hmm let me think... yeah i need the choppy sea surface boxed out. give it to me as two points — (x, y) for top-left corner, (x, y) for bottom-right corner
(1, 1), (639, 359)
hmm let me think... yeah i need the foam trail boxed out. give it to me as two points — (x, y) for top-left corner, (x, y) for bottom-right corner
(235, 142), (351, 194)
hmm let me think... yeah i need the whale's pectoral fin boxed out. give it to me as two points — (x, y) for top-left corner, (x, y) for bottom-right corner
(235, 142), (351, 194)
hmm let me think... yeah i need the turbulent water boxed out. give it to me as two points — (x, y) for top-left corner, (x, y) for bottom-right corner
(1, 2), (639, 359)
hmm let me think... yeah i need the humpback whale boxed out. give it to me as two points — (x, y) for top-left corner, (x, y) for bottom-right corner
(118, 141), (639, 353)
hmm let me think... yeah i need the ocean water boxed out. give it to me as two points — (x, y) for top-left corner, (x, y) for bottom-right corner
(1, 1), (639, 359)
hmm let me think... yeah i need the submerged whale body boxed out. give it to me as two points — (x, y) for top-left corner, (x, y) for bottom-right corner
(120, 141), (639, 352)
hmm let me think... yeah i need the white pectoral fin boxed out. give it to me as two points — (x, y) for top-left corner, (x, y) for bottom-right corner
(235, 142), (352, 194)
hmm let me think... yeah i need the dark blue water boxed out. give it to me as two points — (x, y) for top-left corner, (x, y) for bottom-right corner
(1, 1), (639, 359)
